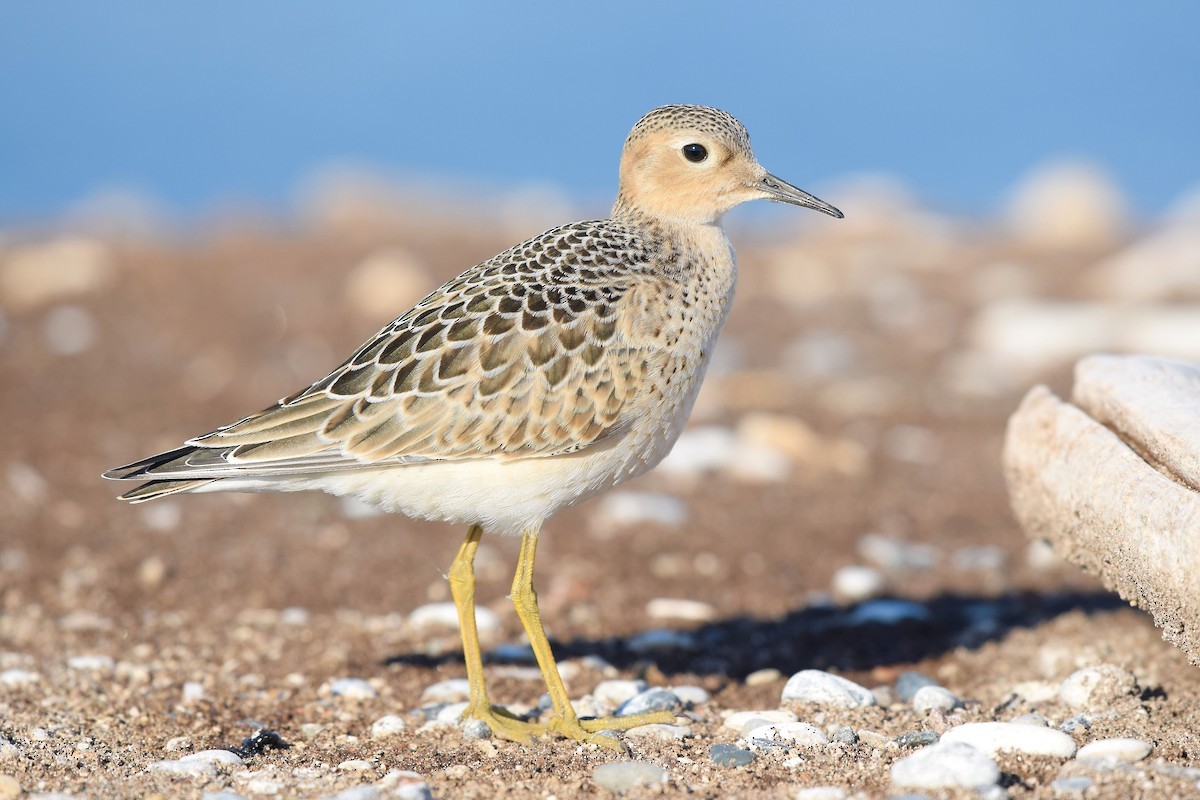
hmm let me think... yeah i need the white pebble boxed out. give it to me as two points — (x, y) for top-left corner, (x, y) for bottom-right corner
(370, 715), (408, 738)
(744, 668), (783, 687)
(148, 758), (218, 776)
(593, 761), (668, 793)
(138, 501), (182, 532)
(622, 723), (692, 741)
(1058, 664), (1136, 709)
(941, 722), (1077, 758)
(831, 565), (885, 603)
(1076, 737), (1152, 763)
(42, 304), (96, 355)
(911, 685), (961, 713)
(338, 759), (375, 772)
(645, 597), (716, 622)
(670, 685), (710, 707)
(421, 678), (471, 703)
(1011, 680), (1059, 703)
(656, 426), (739, 477)
(182, 682), (205, 703)
(185, 749), (245, 765)
(434, 702), (469, 723)
(408, 602), (499, 638)
(795, 788), (848, 800)
(592, 491), (688, 532)
(857, 533), (939, 572)
(66, 655), (114, 672)
(890, 741), (1000, 790)
(165, 736), (193, 752)
(745, 722), (829, 750)
(0, 669), (39, 687)
(593, 679), (647, 708)
(723, 709), (797, 731)
(328, 677), (377, 700)
(781, 670), (876, 708)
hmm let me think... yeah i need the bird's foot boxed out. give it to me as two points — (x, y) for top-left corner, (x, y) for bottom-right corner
(549, 710), (677, 751)
(462, 702), (546, 745)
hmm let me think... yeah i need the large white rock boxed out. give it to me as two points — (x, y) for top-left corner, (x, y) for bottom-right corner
(781, 670), (876, 708)
(891, 741), (1001, 790)
(940, 722), (1077, 758)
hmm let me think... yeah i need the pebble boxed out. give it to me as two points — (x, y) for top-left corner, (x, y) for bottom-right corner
(890, 741), (1000, 790)
(781, 670), (876, 708)
(795, 789), (847, 800)
(844, 599), (930, 626)
(669, 685), (710, 708)
(322, 788), (378, 800)
(871, 685), (900, 707)
(148, 749), (244, 776)
(0, 670), (38, 687)
(593, 761), (668, 793)
(328, 678), (377, 700)
(462, 719), (491, 740)
(645, 597), (716, 622)
(593, 680), (647, 709)
(832, 726), (858, 745)
(164, 736), (193, 752)
(0, 776), (18, 800)
(745, 722), (829, 750)
(911, 686), (961, 713)
(895, 671), (938, 702)
(895, 731), (940, 749)
(857, 532), (939, 572)
(626, 628), (696, 654)
(656, 426), (739, 477)
(1059, 715), (1092, 735)
(616, 688), (682, 717)
(744, 668), (783, 687)
(434, 702), (469, 723)
(709, 743), (755, 767)
(831, 565), (885, 603)
(182, 681), (205, 703)
(1006, 160), (1126, 249)
(421, 679), (471, 703)
(202, 793), (250, 800)
(1050, 776), (1094, 796)
(369, 715), (407, 738)
(338, 759), (375, 772)
(723, 709), (797, 732)
(591, 491), (688, 532)
(856, 730), (891, 748)
(1011, 713), (1049, 727)
(623, 723), (692, 741)
(1011, 679), (1059, 703)
(408, 602), (500, 638)
(940, 722), (1077, 758)
(343, 247), (430, 320)
(1076, 737), (1152, 763)
(66, 655), (114, 672)
(1058, 664), (1136, 709)
(42, 305), (97, 355)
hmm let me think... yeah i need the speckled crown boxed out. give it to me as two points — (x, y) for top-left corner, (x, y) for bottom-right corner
(625, 104), (752, 152)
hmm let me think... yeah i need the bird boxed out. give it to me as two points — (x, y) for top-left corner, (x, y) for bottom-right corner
(104, 104), (843, 750)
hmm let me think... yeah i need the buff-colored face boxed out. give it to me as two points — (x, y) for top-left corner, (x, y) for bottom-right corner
(616, 105), (842, 224)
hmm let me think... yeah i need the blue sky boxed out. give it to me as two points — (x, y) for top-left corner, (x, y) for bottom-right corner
(1, 2), (1197, 222)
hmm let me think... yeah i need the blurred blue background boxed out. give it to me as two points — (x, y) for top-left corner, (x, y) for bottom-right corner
(1, 1), (1197, 222)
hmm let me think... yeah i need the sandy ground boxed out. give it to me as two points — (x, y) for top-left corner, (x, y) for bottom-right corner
(2, 193), (1199, 799)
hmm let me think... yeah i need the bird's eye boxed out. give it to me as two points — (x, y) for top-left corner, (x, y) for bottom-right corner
(682, 143), (708, 163)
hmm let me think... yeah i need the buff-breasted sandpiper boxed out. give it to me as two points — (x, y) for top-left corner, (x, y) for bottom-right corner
(104, 104), (843, 749)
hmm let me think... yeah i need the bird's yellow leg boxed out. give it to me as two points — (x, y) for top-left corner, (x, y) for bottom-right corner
(448, 524), (545, 744)
(511, 529), (674, 750)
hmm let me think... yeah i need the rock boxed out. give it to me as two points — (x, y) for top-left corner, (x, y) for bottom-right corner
(593, 761), (668, 793)
(1004, 361), (1200, 665)
(645, 597), (716, 622)
(1058, 664), (1137, 709)
(656, 426), (739, 478)
(370, 715), (407, 738)
(890, 741), (1000, 790)
(1010, 713), (1049, 727)
(895, 731), (940, 749)
(462, 719), (491, 740)
(856, 730), (890, 748)
(421, 678), (471, 703)
(327, 677), (377, 700)
(871, 685), (900, 707)
(709, 743), (755, 767)
(744, 668), (782, 687)
(1076, 737), (1152, 763)
(669, 685), (709, 708)
(616, 688), (682, 717)
(164, 736), (193, 752)
(0, 775), (19, 800)
(832, 726), (858, 745)
(781, 670), (875, 708)
(408, 602), (500, 639)
(1059, 715), (1092, 735)
(831, 565), (885, 603)
(42, 305), (97, 356)
(434, 702), (469, 723)
(1087, 221), (1200, 302)
(722, 709), (797, 732)
(911, 686), (961, 713)
(591, 491), (688, 533)
(745, 722), (828, 750)
(1005, 160), (1126, 249)
(1050, 776), (1094, 796)
(1011, 680), (1059, 704)
(593, 680), (647, 709)
(622, 723), (692, 741)
(66, 655), (114, 672)
(895, 671), (938, 702)
(338, 759), (375, 772)
(0, 670), (38, 687)
(940, 722), (1077, 758)
(149, 749), (244, 776)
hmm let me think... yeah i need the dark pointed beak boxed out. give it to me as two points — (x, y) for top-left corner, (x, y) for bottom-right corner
(759, 173), (843, 218)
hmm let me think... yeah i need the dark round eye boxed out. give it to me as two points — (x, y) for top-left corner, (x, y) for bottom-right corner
(682, 143), (708, 163)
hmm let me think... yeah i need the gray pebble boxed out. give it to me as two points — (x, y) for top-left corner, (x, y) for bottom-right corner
(781, 669), (876, 708)
(911, 685), (961, 713)
(709, 743), (755, 767)
(895, 730), (940, 749)
(329, 677), (377, 700)
(872, 685), (901, 707)
(462, 719), (491, 740)
(617, 688), (682, 717)
(1059, 715), (1092, 734)
(593, 761), (668, 793)
(1011, 713), (1049, 727)
(832, 726), (858, 745)
(593, 679), (647, 708)
(669, 685), (710, 708)
(896, 671), (938, 702)
(1050, 776), (1093, 795)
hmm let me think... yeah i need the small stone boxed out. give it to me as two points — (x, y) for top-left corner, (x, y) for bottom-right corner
(831, 565), (885, 603)
(164, 736), (193, 752)
(1058, 664), (1136, 709)
(669, 685), (710, 708)
(149, 759), (218, 777)
(895, 671), (938, 702)
(182, 681), (205, 703)
(593, 679), (647, 709)
(856, 730), (890, 748)
(911, 686), (961, 713)
(420, 679), (471, 703)
(1011, 713), (1049, 727)
(895, 730), (940, 748)
(66, 655), (115, 672)
(857, 533), (939, 572)
(744, 668), (782, 686)
(0, 775), (19, 800)
(343, 247), (429, 320)
(1076, 737), (1152, 763)
(940, 722), (1077, 758)
(795, 788), (847, 800)
(626, 628), (696, 654)
(623, 723), (692, 741)
(871, 685), (900, 707)
(782, 670), (876, 708)
(394, 784), (434, 800)
(1011, 680), (1059, 703)
(832, 726), (858, 745)
(328, 677), (377, 700)
(42, 305), (97, 355)
(745, 722), (829, 751)
(709, 743), (755, 767)
(890, 741), (1000, 790)
(593, 761), (668, 793)
(322, 787), (379, 800)
(723, 709), (797, 732)
(338, 759), (375, 772)
(645, 597), (715, 622)
(202, 792), (249, 800)
(1059, 715), (1092, 735)
(0, 669), (38, 687)
(408, 602), (500, 638)
(1050, 776), (1094, 796)
(462, 719), (491, 740)
(370, 715), (407, 738)
(616, 688), (682, 717)
(185, 750), (245, 765)
(592, 491), (688, 532)
(434, 702), (470, 723)
(300, 724), (324, 739)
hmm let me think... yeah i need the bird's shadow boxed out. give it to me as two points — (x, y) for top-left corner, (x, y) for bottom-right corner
(384, 590), (1128, 679)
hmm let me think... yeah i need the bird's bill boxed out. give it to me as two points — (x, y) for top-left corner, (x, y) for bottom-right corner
(758, 173), (844, 218)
